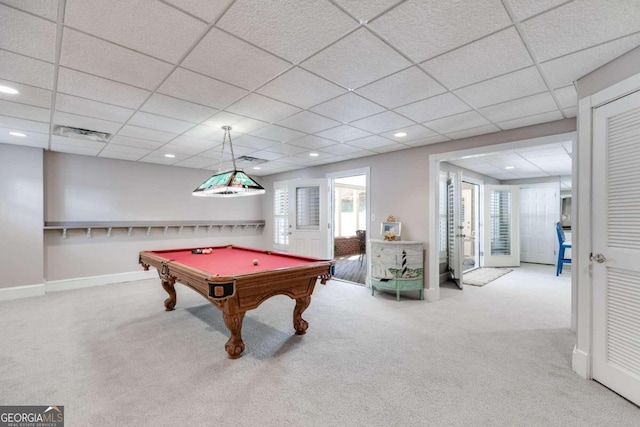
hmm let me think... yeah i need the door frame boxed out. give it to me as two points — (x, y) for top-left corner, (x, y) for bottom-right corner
(573, 71), (640, 381)
(428, 132), (576, 302)
(326, 168), (371, 282)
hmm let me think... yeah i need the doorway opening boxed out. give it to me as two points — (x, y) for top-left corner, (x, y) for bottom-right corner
(329, 171), (369, 285)
(462, 181), (480, 272)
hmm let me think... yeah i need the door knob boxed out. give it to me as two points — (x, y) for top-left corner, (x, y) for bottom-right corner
(590, 253), (606, 263)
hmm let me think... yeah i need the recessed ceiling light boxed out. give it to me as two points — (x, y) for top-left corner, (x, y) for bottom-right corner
(0, 85), (19, 95)
(505, 166), (515, 170)
(164, 154), (175, 158)
(9, 131), (27, 137)
(309, 152), (319, 157)
(253, 166), (261, 170)
(394, 132), (408, 137)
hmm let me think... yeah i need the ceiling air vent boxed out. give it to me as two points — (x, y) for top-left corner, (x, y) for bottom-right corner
(237, 155), (267, 165)
(53, 125), (111, 143)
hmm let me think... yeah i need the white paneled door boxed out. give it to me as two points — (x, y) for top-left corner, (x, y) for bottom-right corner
(520, 184), (560, 265)
(288, 179), (330, 259)
(482, 185), (520, 267)
(592, 89), (640, 406)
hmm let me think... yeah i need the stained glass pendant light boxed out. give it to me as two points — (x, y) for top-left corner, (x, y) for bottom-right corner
(192, 126), (265, 197)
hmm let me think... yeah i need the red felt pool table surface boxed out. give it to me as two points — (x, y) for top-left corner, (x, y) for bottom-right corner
(139, 245), (334, 359)
(149, 245), (315, 276)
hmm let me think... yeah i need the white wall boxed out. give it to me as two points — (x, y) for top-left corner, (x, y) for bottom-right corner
(0, 144), (43, 289)
(42, 152), (265, 281)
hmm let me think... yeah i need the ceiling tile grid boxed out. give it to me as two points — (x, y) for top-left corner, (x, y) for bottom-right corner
(0, 0), (637, 176)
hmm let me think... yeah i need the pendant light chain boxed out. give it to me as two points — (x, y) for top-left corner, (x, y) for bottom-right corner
(216, 126), (237, 172)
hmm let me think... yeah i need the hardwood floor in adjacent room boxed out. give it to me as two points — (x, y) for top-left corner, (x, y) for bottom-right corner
(333, 254), (366, 285)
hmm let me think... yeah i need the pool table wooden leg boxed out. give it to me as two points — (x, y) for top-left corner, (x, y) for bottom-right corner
(293, 295), (311, 335)
(161, 278), (177, 311)
(222, 312), (246, 359)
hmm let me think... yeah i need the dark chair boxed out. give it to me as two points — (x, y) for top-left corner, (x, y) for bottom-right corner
(555, 222), (571, 276)
(356, 230), (366, 265)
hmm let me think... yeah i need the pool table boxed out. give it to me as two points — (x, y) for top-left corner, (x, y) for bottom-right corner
(139, 245), (334, 359)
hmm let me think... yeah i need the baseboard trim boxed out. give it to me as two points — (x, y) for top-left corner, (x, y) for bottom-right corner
(46, 270), (157, 293)
(572, 346), (591, 379)
(0, 284), (46, 301)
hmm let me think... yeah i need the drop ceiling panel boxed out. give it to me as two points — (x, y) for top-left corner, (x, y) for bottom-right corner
(310, 93), (385, 123)
(50, 135), (105, 154)
(370, 0), (512, 62)
(231, 134), (281, 150)
(395, 93), (471, 123)
(0, 100), (50, 122)
(288, 135), (337, 150)
(379, 124), (437, 142)
(60, 29), (173, 91)
(257, 68), (346, 109)
(371, 142), (410, 153)
(249, 124), (307, 143)
(478, 92), (558, 123)
(203, 112), (268, 135)
(127, 111), (194, 134)
(56, 93), (134, 123)
(0, 50), (55, 90)
(318, 143), (365, 156)
(521, 0), (640, 62)
(162, 0), (233, 23)
(57, 68), (150, 109)
(109, 135), (165, 150)
(346, 135), (395, 150)
(454, 67), (548, 109)
(275, 111), (341, 134)
(182, 124), (225, 139)
(217, 0), (356, 63)
(172, 156), (216, 168)
(446, 124), (500, 140)
(0, 5), (57, 62)
(118, 125), (177, 142)
(404, 135), (449, 147)
(99, 143), (150, 157)
(553, 86), (577, 109)
(2, 0), (59, 20)
(225, 93), (301, 123)
(356, 66), (446, 109)
(497, 110), (563, 130)
(314, 125), (372, 143)
(421, 27), (533, 90)
(350, 111), (415, 134)
(0, 81), (50, 109)
(302, 28), (411, 90)
(262, 143), (308, 156)
(333, 0), (404, 22)
(0, 126), (49, 148)
(503, 0), (567, 22)
(140, 93), (217, 123)
(158, 67), (250, 110)
(64, 0), (207, 63)
(182, 27), (291, 90)
(53, 111), (122, 134)
(0, 116), (49, 133)
(424, 111), (491, 134)
(540, 33), (640, 89)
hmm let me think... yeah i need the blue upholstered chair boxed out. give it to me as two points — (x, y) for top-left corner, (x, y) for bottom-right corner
(555, 222), (571, 276)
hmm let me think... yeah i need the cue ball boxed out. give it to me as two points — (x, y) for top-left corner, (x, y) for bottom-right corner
(253, 259), (259, 265)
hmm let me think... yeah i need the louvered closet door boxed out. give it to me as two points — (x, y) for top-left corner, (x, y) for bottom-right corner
(482, 185), (520, 267)
(592, 89), (640, 406)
